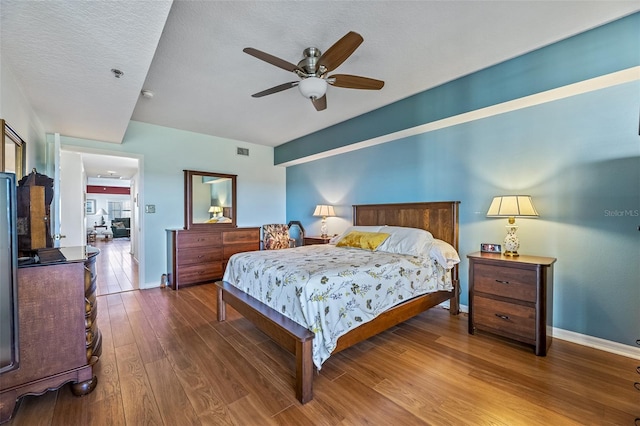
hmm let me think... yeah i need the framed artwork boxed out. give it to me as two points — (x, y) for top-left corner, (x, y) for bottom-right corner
(86, 199), (96, 215)
(481, 243), (502, 253)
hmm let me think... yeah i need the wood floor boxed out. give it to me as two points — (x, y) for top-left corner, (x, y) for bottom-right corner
(91, 238), (138, 296)
(6, 282), (639, 425)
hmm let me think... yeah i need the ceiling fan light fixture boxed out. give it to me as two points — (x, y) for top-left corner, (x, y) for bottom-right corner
(298, 77), (327, 100)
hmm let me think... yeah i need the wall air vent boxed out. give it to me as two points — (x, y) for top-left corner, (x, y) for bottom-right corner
(237, 147), (249, 156)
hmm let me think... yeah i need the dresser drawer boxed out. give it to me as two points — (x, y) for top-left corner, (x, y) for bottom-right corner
(224, 242), (259, 260)
(176, 231), (222, 248)
(474, 296), (535, 341)
(177, 246), (222, 266)
(473, 263), (537, 302)
(223, 228), (259, 244)
(177, 262), (224, 284)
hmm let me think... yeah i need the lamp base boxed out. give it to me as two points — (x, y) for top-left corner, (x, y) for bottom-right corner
(503, 225), (520, 257)
(320, 218), (328, 239)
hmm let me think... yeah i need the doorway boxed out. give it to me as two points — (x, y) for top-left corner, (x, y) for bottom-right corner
(59, 147), (143, 295)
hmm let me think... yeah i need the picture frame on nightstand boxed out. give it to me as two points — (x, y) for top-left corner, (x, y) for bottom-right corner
(480, 243), (501, 253)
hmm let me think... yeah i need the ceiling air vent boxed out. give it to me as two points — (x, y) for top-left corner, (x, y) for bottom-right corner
(237, 147), (249, 156)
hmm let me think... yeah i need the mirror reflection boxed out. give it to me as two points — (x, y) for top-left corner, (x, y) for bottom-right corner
(185, 170), (236, 229)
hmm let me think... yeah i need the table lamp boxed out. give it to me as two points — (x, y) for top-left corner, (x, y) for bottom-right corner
(208, 206), (223, 218)
(313, 204), (336, 238)
(96, 208), (108, 226)
(486, 195), (538, 257)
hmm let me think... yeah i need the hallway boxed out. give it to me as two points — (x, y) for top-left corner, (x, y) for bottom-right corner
(91, 237), (138, 295)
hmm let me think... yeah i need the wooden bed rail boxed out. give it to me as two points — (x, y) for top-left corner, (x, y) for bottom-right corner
(216, 281), (315, 403)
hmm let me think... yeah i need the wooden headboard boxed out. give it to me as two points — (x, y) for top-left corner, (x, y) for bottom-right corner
(353, 201), (460, 281)
(353, 201), (459, 249)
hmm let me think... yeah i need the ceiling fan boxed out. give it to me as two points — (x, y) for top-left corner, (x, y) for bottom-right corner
(243, 31), (384, 111)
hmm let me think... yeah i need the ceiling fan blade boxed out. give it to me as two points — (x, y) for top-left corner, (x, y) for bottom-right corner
(318, 31), (364, 72)
(329, 74), (384, 90)
(243, 47), (300, 72)
(312, 95), (327, 111)
(251, 81), (298, 98)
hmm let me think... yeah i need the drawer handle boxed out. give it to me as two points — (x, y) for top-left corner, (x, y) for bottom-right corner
(495, 313), (510, 321)
(495, 279), (510, 284)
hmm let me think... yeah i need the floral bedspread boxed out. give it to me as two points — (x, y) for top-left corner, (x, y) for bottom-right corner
(222, 244), (453, 369)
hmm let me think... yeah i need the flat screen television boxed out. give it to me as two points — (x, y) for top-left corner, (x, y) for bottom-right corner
(0, 172), (18, 373)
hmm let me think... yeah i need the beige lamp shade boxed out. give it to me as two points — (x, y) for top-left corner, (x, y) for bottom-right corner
(208, 206), (223, 213)
(486, 195), (538, 257)
(313, 205), (336, 217)
(486, 196), (538, 220)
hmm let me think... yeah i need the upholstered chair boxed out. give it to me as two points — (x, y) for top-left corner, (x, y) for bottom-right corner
(262, 224), (294, 250)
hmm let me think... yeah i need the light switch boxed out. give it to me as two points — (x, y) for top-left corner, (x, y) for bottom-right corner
(145, 204), (156, 213)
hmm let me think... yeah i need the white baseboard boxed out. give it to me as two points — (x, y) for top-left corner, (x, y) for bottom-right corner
(443, 302), (638, 360)
(140, 282), (159, 290)
(438, 300), (469, 313)
(552, 327), (640, 360)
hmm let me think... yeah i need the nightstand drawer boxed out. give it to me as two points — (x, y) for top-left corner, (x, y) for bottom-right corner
(304, 236), (332, 245)
(474, 296), (536, 341)
(473, 263), (537, 302)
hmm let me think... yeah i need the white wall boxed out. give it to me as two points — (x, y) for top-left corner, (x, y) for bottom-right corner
(0, 56), (46, 174)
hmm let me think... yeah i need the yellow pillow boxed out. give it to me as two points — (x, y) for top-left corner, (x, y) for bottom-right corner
(336, 231), (390, 251)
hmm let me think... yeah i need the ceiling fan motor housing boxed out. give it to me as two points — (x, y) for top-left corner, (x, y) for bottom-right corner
(298, 47), (322, 76)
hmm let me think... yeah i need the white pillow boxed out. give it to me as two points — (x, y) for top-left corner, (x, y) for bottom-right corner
(330, 226), (383, 244)
(430, 239), (460, 270)
(375, 226), (434, 256)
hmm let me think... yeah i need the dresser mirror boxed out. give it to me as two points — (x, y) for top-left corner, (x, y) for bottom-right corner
(184, 170), (237, 229)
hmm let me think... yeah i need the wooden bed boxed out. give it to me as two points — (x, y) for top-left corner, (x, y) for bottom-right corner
(216, 201), (460, 403)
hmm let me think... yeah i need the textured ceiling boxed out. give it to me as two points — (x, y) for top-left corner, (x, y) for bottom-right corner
(2, 1), (639, 159)
(131, 1), (640, 147)
(0, 0), (171, 144)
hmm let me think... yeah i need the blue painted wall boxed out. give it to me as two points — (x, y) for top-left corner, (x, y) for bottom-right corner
(283, 15), (640, 346)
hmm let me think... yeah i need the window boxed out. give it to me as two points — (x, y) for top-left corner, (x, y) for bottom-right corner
(108, 200), (131, 219)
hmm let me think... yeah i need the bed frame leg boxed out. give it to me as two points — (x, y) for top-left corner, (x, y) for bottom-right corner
(295, 338), (313, 404)
(217, 285), (226, 321)
(449, 279), (460, 315)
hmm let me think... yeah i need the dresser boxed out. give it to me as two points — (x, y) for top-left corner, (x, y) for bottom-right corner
(0, 247), (101, 423)
(167, 227), (260, 290)
(467, 252), (556, 356)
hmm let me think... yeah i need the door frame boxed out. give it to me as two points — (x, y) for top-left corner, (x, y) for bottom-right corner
(57, 144), (144, 287)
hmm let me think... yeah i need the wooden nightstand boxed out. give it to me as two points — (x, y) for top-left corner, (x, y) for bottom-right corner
(467, 252), (556, 356)
(304, 236), (333, 245)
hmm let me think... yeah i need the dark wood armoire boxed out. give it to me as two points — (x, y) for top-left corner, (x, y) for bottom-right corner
(16, 169), (54, 254)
